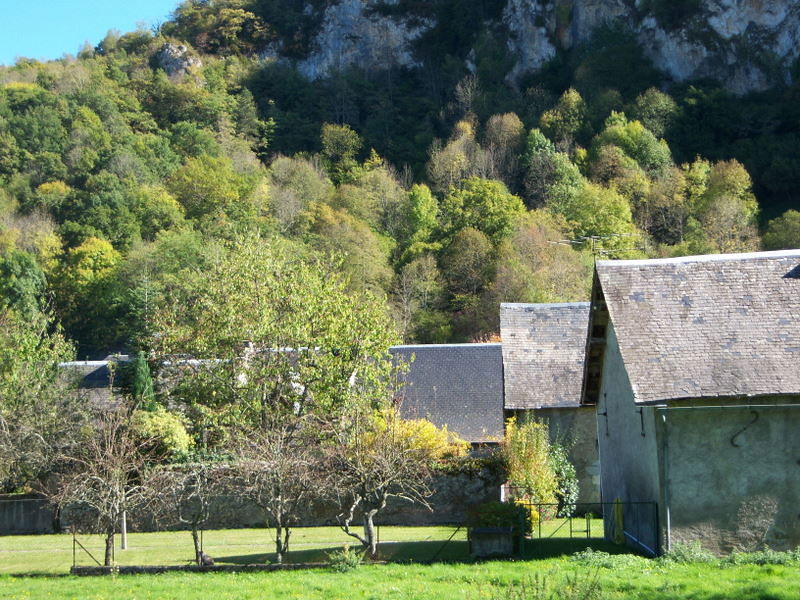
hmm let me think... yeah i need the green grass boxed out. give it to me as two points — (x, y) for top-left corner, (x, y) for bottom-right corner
(0, 526), (470, 574)
(1, 556), (800, 599)
(2, 526), (799, 599)
(0, 520), (606, 575)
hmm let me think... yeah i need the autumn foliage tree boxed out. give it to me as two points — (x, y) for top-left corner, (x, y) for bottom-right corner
(151, 236), (400, 562)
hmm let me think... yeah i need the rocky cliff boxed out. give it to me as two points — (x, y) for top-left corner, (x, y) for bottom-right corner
(278, 0), (800, 95)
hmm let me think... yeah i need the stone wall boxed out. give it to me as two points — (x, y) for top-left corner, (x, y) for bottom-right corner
(0, 495), (55, 535)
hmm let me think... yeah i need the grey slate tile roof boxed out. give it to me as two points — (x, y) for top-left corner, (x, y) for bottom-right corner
(500, 302), (590, 409)
(59, 361), (115, 389)
(390, 344), (504, 443)
(595, 249), (800, 403)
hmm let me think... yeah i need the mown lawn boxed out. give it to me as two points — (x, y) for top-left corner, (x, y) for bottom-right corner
(0, 521), (605, 574)
(1, 527), (799, 599)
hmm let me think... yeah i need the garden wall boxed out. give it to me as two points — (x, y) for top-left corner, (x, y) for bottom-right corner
(0, 495), (56, 534)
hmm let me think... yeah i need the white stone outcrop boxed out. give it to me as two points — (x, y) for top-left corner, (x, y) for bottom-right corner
(155, 43), (202, 78)
(280, 0), (800, 95)
(295, 0), (433, 79)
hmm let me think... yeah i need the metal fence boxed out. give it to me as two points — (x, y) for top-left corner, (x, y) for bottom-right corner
(514, 501), (660, 556)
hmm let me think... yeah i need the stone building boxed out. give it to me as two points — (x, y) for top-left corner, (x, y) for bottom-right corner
(500, 302), (599, 504)
(583, 249), (800, 554)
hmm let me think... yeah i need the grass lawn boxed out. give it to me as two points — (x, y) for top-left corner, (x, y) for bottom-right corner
(1, 527), (799, 599)
(0, 521), (606, 575)
(1, 555), (799, 599)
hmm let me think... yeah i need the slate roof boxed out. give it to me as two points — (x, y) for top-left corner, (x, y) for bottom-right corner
(390, 344), (504, 443)
(59, 361), (114, 387)
(500, 302), (590, 409)
(593, 249), (800, 403)
(59, 358), (130, 402)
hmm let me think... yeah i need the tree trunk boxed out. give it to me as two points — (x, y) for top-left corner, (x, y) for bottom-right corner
(104, 528), (115, 567)
(364, 510), (378, 557)
(191, 527), (201, 565)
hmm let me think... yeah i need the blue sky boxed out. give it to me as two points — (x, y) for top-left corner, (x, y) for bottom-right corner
(0, 1), (181, 66)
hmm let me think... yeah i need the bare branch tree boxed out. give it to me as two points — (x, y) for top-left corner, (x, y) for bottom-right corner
(228, 417), (327, 564)
(144, 460), (225, 565)
(330, 407), (436, 557)
(51, 404), (153, 567)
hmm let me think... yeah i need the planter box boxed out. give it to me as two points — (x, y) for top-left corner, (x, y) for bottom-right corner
(469, 527), (515, 558)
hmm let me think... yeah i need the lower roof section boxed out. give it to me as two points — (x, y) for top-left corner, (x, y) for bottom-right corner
(390, 343), (504, 444)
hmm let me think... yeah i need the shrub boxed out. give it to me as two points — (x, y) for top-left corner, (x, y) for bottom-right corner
(658, 541), (716, 564)
(468, 502), (536, 535)
(503, 417), (557, 506)
(486, 571), (604, 600)
(549, 441), (579, 517)
(327, 545), (363, 572)
(570, 547), (652, 570)
(723, 547), (800, 566)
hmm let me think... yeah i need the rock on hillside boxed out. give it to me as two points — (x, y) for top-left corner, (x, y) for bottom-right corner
(277, 0), (800, 95)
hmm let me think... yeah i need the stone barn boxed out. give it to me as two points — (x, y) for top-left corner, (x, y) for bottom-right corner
(500, 302), (599, 505)
(583, 249), (800, 555)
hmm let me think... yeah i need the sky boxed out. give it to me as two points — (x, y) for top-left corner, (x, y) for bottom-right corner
(0, 1), (181, 66)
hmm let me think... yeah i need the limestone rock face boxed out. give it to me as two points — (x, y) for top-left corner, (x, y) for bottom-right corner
(502, 0), (800, 94)
(283, 0), (800, 94)
(155, 43), (202, 77)
(295, 0), (433, 80)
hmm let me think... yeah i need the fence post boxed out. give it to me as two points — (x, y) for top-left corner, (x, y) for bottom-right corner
(120, 511), (127, 550)
(538, 505), (542, 540)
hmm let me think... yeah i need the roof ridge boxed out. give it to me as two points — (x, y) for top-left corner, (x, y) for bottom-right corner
(597, 248), (800, 268)
(500, 301), (590, 309)
(391, 343), (501, 349)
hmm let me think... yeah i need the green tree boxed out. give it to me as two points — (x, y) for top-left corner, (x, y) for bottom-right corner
(546, 180), (640, 253)
(167, 155), (258, 228)
(321, 123), (362, 184)
(629, 87), (679, 138)
(539, 88), (589, 151)
(763, 210), (800, 250)
(0, 249), (46, 319)
(0, 308), (83, 493)
(439, 227), (494, 298)
(691, 159), (759, 253)
(52, 236), (121, 354)
(309, 204), (394, 296)
(151, 237), (400, 562)
(440, 177), (525, 245)
(491, 211), (592, 306)
(397, 183), (440, 263)
(269, 155), (333, 234)
(591, 112), (672, 177)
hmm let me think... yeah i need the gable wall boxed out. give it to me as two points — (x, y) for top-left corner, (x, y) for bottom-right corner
(597, 321), (662, 554)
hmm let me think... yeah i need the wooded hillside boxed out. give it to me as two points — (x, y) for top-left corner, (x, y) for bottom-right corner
(1, 0), (799, 356)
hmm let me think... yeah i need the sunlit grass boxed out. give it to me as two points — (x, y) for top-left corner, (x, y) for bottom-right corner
(0, 520), (606, 575)
(1, 556), (799, 600)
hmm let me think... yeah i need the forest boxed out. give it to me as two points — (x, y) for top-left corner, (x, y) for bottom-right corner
(1, 0), (800, 357)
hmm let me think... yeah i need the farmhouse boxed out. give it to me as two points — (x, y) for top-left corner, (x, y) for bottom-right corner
(500, 302), (599, 504)
(390, 343), (504, 445)
(583, 249), (800, 554)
